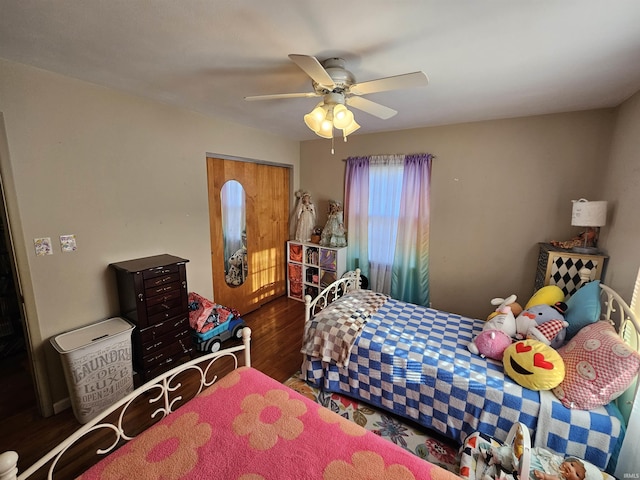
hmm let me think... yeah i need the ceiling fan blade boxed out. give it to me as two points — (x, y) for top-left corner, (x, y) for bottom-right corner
(288, 54), (335, 89)
(350, 71), (428, 96)
(346, 96), (397, 120)
(244, 92), (320, 101)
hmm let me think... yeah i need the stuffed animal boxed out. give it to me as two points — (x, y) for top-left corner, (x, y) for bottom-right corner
(503, 339), (565, 390)
(469, 305), (517, 360)
(479, 444), (518, 474)
(527, 318), (569, 346)
(515, 302), (568, 349)
(225, 248), (246, 286)
(470, 330), (513, 360)
(524, 285), (565, 310)
(487, 294), (522, 321)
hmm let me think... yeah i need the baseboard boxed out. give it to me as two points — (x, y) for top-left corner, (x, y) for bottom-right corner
(53, 397), (71, 415)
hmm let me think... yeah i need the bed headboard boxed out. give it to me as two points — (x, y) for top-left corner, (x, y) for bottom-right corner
(600, 282), (640, 479)
(612, 270), (640, 478)
(599, 283), (640, 424)
(304, 268), (362, 322)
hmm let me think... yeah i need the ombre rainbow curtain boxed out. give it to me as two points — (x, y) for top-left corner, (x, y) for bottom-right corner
(345, 153), (432, 306)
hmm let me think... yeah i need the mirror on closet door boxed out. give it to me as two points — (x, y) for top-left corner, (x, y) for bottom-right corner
(221, 180), (247, 287)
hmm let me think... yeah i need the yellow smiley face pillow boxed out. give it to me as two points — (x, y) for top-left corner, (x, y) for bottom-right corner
(503, 339), (565, 390)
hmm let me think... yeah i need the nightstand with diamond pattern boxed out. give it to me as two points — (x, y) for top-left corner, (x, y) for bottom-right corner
(534, 243), (608, 298)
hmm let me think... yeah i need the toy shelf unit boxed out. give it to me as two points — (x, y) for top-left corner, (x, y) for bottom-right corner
(287, 241), (347, 302)
(535, 243), (608, 299)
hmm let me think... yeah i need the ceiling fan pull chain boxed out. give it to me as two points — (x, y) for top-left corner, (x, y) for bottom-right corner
(331, 135), (335, 155)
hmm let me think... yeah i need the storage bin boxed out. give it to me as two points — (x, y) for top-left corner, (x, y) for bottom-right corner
(51, 317), (134, 424)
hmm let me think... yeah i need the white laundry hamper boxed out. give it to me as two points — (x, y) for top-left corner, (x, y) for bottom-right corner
(51, 317), (134, 424)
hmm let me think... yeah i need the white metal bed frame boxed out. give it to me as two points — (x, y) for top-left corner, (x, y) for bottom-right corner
(303, 270), (640, 477)
(0, 328), (252, 480)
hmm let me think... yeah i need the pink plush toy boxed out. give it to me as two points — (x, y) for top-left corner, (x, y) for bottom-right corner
(469, 303), (517, 360)
(470, 329), (513, 360)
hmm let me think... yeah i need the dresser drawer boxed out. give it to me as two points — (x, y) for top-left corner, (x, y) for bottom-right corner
(144, 271), (181, 289)
(142, 263), (181, 280)
(144, 280), (183, 299)
(139, 327), (192, 358)
(140, 315), (190, 342)
(139, 314), (190, 343)
(140, 337), (192, 370)
(145, 289), (183, 308)
(147, 306), (186, 325)
(146, 295), (183, 317)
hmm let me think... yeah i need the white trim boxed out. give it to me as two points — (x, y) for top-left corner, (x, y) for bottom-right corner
(52, 398), (70, 415)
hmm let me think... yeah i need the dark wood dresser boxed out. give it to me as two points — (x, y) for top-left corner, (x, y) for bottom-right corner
(110, 254), (193, 383)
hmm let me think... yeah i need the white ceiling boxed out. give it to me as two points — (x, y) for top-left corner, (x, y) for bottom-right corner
(2, 1), (640, 141)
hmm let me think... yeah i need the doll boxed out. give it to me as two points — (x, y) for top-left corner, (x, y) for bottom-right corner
(320, 200), (347, 247)
(293, 191), (316, 242)
(529, 450), (602, 480)
(532, 456), (598, 480)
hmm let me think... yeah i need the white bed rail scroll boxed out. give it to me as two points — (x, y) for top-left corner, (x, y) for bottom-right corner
(304, 268), (362, 322)
(0, 327), (252, 480)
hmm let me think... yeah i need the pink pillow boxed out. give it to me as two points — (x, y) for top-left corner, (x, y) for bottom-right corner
(552, 321), (640, 409)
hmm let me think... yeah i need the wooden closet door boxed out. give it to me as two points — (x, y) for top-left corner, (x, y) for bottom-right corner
(207, 157), (290, 315)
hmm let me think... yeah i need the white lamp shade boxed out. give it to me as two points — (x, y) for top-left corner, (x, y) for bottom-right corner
(342, 119), (360, 136)
(316, 117), (334, 138)
(304, 105), (326, 131)
(303, 112), (320, 131)
(571, 199), (607, 227)
(332, 105), (352, 129)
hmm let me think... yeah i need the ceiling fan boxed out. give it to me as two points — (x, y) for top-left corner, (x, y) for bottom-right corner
(245, 54), (429, 140)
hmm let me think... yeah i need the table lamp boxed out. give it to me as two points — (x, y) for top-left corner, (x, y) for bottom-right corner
(571, 198), (607, 253)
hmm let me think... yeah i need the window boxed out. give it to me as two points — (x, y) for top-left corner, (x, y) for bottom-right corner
(345, 154), (432, 305)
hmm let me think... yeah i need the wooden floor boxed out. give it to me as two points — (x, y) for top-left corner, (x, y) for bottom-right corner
(0, 294), (306, 478)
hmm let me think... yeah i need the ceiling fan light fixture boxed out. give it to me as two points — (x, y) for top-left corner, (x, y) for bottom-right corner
(318, 113), (334, 137)
(333, 106), (354, 130)
(304, 104), (327, 132)
(302, 94), (358, 141)
(332, 103), (347, 119)
(342, 118), (360, 138)
(303, 112), (321, 131)
(316, 125), (333, 139)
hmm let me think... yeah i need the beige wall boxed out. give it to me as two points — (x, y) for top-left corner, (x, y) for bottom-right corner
(0, 58), (300, 414)
(300, 110), (618, 319)
(598, 91), (640, 301)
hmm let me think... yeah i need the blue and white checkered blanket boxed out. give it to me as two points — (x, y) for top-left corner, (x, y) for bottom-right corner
(302, 296), (623, 471)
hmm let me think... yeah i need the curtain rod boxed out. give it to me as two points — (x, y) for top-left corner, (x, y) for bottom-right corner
(341, 153), (436, 161)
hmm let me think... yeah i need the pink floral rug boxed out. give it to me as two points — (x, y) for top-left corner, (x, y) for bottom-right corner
(285, 373), (461, 474)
